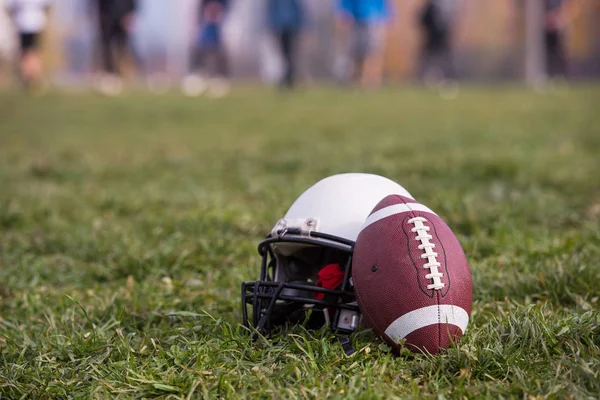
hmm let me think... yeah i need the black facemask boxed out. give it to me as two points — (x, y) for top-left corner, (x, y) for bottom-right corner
(241, 229), (361, 334)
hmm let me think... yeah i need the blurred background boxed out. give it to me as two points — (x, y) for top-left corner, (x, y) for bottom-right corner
(1, 4), (599, 397)
(0, 0), (599, 93)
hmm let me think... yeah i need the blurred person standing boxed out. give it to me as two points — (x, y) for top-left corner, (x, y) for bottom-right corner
(181, 0), (230, 98)
(94, 0), (139, 95)
(334, 0), (392, 88)
(5, 0), (53, 92)
(544, 0), (572, 79)
(266, 0), (305, 89)
(418, 0), (462, 87)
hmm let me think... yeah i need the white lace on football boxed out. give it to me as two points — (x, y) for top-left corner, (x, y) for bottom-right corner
(408, 216), (444, 290)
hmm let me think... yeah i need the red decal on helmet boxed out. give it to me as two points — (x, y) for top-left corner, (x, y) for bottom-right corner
(313, 263), (345, 300)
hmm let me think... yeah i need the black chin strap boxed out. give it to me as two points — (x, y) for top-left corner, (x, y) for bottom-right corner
(338, 336), (356, 356)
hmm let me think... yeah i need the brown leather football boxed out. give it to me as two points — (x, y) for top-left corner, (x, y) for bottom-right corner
(352, 194), (472, 354)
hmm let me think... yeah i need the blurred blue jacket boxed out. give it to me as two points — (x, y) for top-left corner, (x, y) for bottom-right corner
(267, 0), (305, 32)
(337, 0), (391, 23)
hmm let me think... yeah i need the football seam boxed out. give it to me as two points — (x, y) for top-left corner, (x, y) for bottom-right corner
(396, 195), (444, 350)
(393, 195), (431, 348)
(402, 214), (434, 298)
(437, 291), (442, 349)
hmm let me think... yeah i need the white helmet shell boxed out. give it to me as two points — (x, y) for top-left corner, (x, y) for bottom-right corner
(271, 173), (413, 245)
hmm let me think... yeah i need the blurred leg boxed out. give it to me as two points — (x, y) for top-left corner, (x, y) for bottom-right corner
(352, 23), (368, 84)
(441, 33), (455, 81)
(215, 47), (229, 79)
(361, 22), (386, 88)
(181, 46), (209, 97)
(334, 16), (354, 82)
(279, 29), (298, 88)
(117, 27), (144, 79)
(189, 44), (203, 74)
(114, 27), (132, 76)
(20, 51), (41, 83)
(421, 41), (445, 87)
(545, 30), (567, 78)
(99, 20), (118, 75)
(101, 42), (116, 74)
(96, 23), (124, 96)
(207, 47), (230, 98)
(18, 33), (43, 88)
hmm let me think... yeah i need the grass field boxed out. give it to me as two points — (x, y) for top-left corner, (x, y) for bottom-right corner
(0, 85), (599, 399)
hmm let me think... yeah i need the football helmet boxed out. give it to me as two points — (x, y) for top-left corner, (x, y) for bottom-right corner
(241, 173), (413, 334)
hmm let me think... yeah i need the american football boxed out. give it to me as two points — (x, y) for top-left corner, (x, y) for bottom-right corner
(352, 194), (473, 354)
